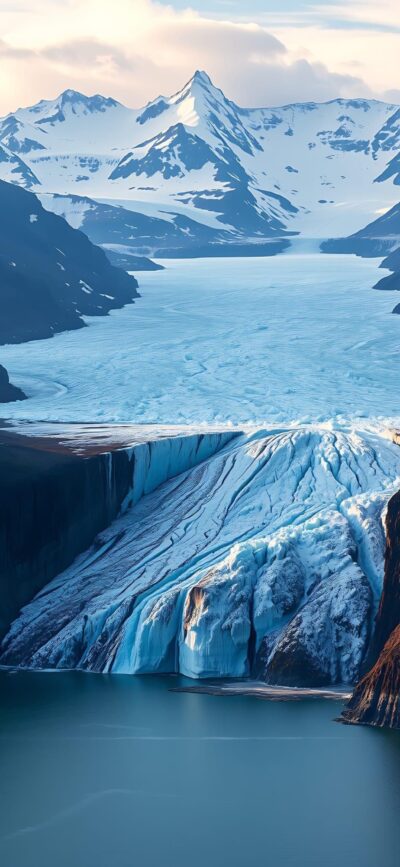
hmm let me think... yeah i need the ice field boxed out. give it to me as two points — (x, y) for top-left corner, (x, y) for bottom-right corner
(2, 253), (399, 429)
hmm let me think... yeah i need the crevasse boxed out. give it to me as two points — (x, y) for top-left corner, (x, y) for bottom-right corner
(2, 425), (400, 687)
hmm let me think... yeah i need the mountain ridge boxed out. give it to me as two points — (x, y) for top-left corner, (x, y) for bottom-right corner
(1, 71), (400, 254)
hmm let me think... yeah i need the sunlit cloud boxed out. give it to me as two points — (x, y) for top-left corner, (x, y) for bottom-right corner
(0, 0), (397, 114)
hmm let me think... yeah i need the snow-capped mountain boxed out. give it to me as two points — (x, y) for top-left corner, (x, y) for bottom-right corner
(0, 179), (139, 344)
(1, 71), (400, 253)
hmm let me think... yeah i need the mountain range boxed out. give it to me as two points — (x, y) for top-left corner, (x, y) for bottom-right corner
(1, 71), (400, 257)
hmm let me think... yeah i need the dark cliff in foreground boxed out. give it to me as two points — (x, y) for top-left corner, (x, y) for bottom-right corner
(0, 179), (139, 344)
(0, 365), (26, 403)
(342, 490), (400, 728)
(342, 626), (400, 728)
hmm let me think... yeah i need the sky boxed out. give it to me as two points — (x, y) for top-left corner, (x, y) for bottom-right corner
(0, 0), (399, 114)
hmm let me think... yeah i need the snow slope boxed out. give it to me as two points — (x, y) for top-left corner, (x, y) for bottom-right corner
(1, 72), (400, 249)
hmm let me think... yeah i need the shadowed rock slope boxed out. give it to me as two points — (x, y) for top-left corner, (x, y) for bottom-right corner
(0, 365), (26, 403)
(0, 179), (139, 344)
(342, 626), (400, 728)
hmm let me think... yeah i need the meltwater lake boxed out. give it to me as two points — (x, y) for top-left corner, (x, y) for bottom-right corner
(0, 671), (399, 867)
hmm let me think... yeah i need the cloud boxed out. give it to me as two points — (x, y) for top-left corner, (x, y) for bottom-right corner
(0, 0), (395, 114)
(225, 59), (368, 108)
(0, 37), (33, 59)
(42, 38), (133, 75)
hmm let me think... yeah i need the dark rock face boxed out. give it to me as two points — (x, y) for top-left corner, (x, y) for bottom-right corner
(42, 192), (290, 260)
(0, 179), (139, 344)
(0, 436), (134, 638)
(342, 626), (400, 728)
(342, 490), (400, 728)
(102, 248), (164, 271)
(264, 567), (372, 687)
(0, 365), (26, 402)
(372, 490), (400, 657)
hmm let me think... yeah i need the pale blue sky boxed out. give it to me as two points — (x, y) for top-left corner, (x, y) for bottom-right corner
(159, 0), (399, 31)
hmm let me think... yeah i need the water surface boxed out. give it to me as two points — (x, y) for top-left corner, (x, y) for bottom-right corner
(1, 670), (399, 867)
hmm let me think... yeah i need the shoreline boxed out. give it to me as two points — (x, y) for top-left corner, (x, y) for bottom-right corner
(170, 681), (352, 702)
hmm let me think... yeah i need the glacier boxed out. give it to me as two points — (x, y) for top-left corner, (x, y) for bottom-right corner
(2, 425), (399, 684)
(1, 253), (400, 685)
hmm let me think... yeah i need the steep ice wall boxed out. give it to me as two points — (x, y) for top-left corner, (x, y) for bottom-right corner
(0, 428), (235, 637)
(2, 426), (400, 686)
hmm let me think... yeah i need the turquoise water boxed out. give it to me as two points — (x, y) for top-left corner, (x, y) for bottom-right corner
(0, 671), (399, 867)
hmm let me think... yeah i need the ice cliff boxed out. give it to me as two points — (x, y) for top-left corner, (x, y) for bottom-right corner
(2, 426), (399, 687)
(0, 426), (234, 638)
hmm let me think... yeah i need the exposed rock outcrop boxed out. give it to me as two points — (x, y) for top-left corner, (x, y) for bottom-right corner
(0, 365), (26, 403)
(321, 202), (400, 259)
(371, 489), (400, 657)
(342, 490), (400, 727)
(265, 566), (372, 687)
(342, 625), (400, 727)
(320, 200), (400, 312)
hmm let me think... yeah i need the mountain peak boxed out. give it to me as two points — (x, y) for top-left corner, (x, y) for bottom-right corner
(190, 70), (213, 88)
(57, 90), (119, 110)
(60, 88), (87, 102)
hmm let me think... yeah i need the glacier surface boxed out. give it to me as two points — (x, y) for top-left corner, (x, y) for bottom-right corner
(1, 254), (399, 427)
(2, 426), (399, 684)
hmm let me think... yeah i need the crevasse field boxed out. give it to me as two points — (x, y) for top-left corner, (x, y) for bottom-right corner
(2, 253), (399, 428)
(3, 250), (400, 684)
